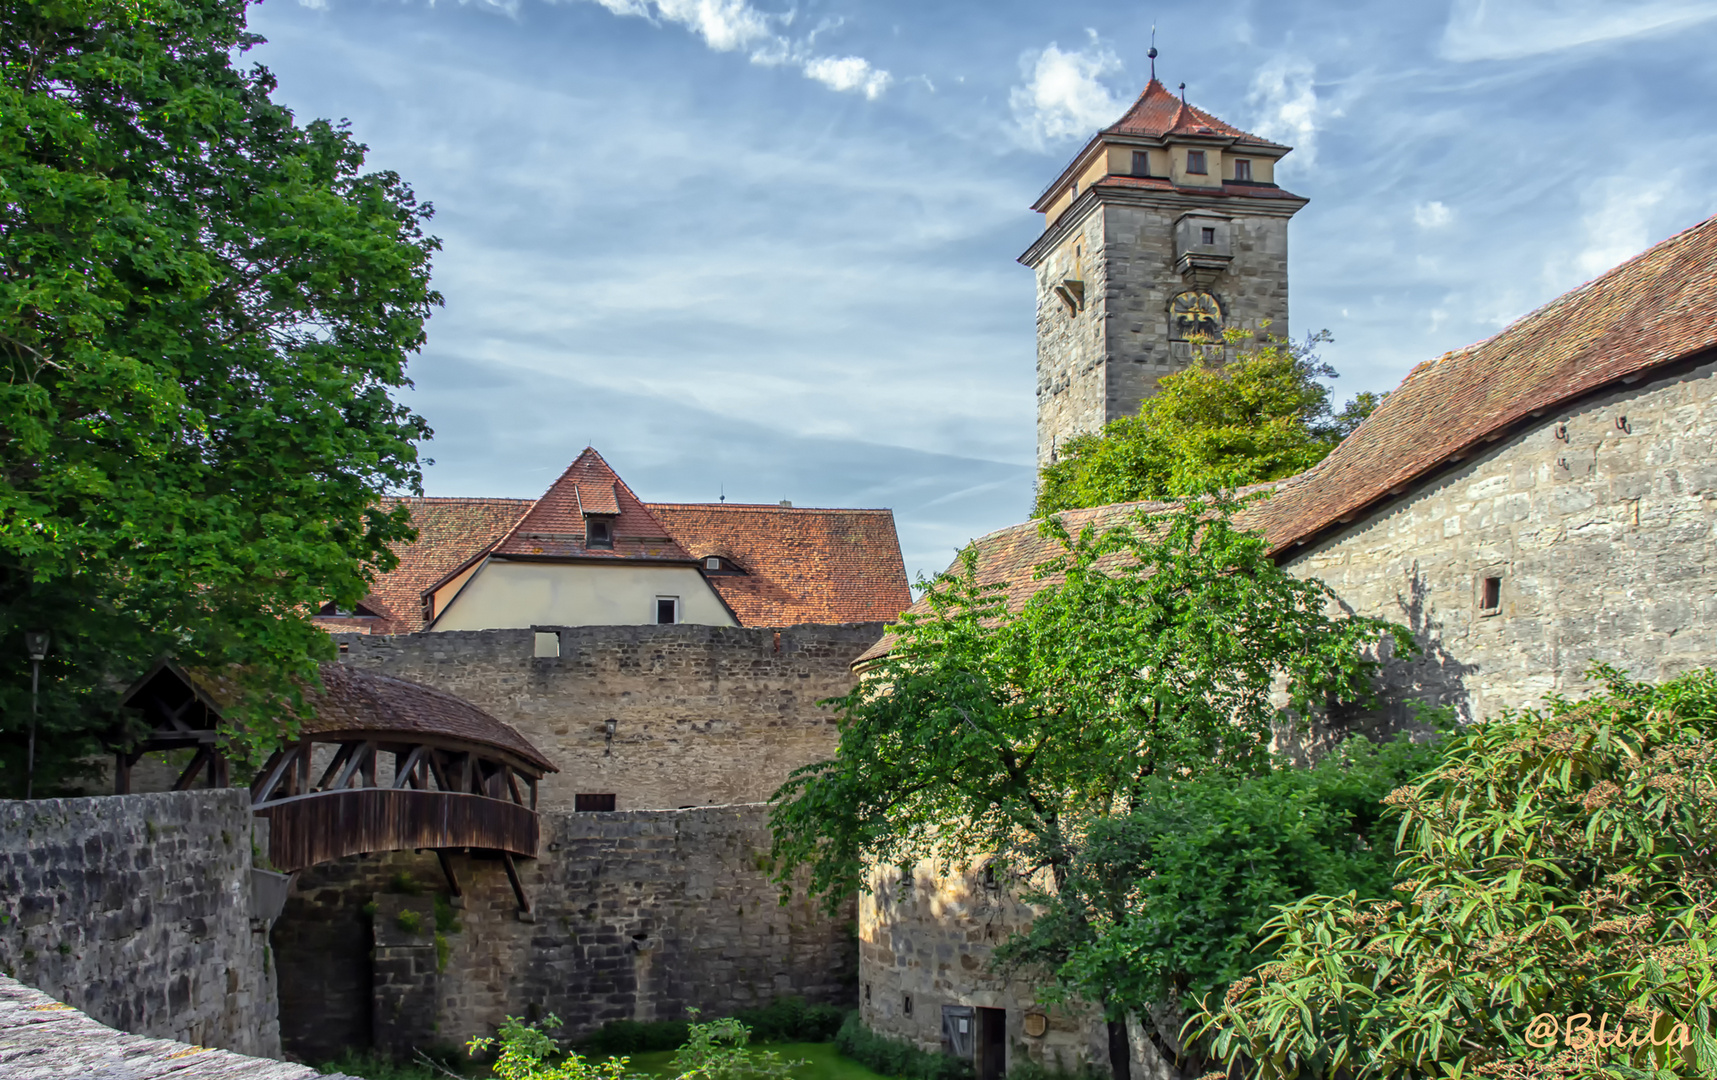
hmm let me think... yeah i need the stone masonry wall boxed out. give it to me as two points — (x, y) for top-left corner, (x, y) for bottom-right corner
(334, 623), (884, 812)
(0, 790), (280, 1058)
(1288, 354), (1717, 736)
(1035, 207), (1110, 470)
(273, 804), (856, 1061)
(857, 859), (1108, 1076)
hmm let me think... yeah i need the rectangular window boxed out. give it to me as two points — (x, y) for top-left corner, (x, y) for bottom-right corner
(1186, 149), (1207, 175)
(1234, 158), (1252, 181)
(533, 631), (560, 658)
(655, 596), (680, 625)
(1201, 226), (1216, 245)
(705, 556), (721, 571)
(1480, 575), (1502, 615)
(1131, 150), (1150, 177)
(575, 793), (617, 812)
(586, 518), (613, 549)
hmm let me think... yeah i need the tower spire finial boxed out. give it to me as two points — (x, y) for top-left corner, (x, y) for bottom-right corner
(1178, 81), (1187, 104)
(1148, 24), (1157, 81)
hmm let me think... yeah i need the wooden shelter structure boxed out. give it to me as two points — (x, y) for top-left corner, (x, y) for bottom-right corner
(116, 660), (558, 913)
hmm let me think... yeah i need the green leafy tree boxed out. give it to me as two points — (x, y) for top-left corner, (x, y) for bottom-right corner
(1197, 666), (1717, 1079)
(0, 0), (439, 787)
(1034, 329), (1382, 517)
(995, 729), (1444, 1073)
(769, 492), (1412, 1076)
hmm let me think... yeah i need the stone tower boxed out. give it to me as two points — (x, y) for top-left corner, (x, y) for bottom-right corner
(1019, 77), (1308, 470)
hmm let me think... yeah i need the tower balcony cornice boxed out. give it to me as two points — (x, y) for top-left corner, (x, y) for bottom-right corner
(1018, 179), (1308, 268)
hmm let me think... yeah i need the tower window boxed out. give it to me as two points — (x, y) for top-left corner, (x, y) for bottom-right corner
(1131, 150), (1150, 177)
(655, 596), (680, 625)
(1186, 150), (1207, 175)
(1234, 158), (1253, 181)
(1201, 227), (1216, 245)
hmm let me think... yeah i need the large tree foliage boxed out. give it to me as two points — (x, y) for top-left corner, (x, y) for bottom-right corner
(0, 0), (438, 790)
(769, 493), (1411, 1070)
(1034, 329), (1381, 517)
(1198, 666), (1717, 1079)
(994, 729), (1442, 1070)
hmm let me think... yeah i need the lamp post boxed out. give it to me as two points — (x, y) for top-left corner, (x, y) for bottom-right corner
(23, 631), (48, 801)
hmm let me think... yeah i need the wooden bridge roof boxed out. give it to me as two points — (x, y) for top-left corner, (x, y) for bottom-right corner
(124, 659), (555, 775)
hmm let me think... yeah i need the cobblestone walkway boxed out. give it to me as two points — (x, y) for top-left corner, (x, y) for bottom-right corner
(0, 976), (355, 1080)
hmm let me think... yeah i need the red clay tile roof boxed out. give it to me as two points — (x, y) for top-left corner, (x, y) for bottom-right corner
(494, 447), (693, 564)
(865, 212), (1717, 664)
(316, 497), (533, 635)
(648, 503), (913, 627)
(1260, 212), (1717, 556)
(1104, 78), (1286, 148)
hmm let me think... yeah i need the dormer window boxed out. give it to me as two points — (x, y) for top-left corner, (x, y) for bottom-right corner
(1186, 150), (1208, 175)
(1132, 151), (1150, 177)
(586, 518), (613, 549)
(1233, 158), (1252, 182)
(705, 556), (721, 571)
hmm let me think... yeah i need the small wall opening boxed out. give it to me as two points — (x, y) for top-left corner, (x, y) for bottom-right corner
(575, 793), (617, 812)
(534, 631), (561, 658)
(1479, 575), (1502, 616)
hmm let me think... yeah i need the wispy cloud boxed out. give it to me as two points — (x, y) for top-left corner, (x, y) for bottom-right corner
(1558, 174), (1683, 287)
(1247, 55), (1323, 166)
(574, 0), (892, 97)
(1009, 32), (1124, 147)
(1414, 200), (1453, 229)
(1440, 0), (1717, 61)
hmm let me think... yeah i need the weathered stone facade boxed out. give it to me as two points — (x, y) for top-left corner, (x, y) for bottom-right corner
(272, 804), (857, 1062)
(1287, 354), (1717, 732)
(1026, 197), (1296, 472)
(333, 623), (882, 812)
(856, 860), (1107, 1075)
(0, 790), (280, 1058)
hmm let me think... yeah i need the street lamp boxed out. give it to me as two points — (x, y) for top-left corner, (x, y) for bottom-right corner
(23, 631), (48, 801)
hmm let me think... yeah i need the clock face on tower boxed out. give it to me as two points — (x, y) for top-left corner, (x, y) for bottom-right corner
(1170, 291), (1223, 338)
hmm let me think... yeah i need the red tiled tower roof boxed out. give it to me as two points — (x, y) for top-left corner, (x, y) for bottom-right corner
(648, 503), (913, 627)
(493, 447), (692, 563)
(1103, 78), (1285, 148)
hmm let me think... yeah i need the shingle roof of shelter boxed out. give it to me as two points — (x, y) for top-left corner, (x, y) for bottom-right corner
(494, 447), (692, 563)
(161, 661), (556, 773)
(864, 212), (1717, 664)
(647, 503), (913, 626)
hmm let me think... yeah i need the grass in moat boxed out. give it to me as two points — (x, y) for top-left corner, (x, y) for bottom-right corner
(321, 1042), (892, 1080)
(621, 1042), (892, 1080)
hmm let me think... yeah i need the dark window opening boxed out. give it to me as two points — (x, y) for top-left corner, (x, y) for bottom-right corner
(903, 994), (913, 1017)
(655, 596), (679, 625)
(1480, 576), (1502, 614)
(982, 863), (998, 890)
(575, 793), (617, 812)
(586, 518), (613, 549)
(1201, 226), (1216, 245)
(1186, 149), (1207, 175)
(864, 983), (872, 1001)
(1234, 158), (1253, 181)
(1131, 150), (1151, 177)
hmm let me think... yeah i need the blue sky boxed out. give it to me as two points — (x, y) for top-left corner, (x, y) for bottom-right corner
(245, 0), (1717, 582)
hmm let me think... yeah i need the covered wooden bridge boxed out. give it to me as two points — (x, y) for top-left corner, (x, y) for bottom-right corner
(116, 660), (558, 912)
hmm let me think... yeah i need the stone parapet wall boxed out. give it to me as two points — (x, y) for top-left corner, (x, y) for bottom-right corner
(1289, 356), (1717, 738)
(0, 790), (279, 1058)
(334, 623), (884, 812)
(273, 803), (856, 1061)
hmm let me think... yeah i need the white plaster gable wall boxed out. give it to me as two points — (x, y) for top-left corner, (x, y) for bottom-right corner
(431, 560), (736, 630)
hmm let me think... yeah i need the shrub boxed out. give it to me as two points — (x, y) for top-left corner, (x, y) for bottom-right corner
(733, 998), (845, 1043)
(1198, 665), (1717, 1078)
(470, 1015), (631, 1080)
(671, 1013), (803, 1080)
(578, 1018), (691, 1056)
(835, 1012), (971, 1080)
